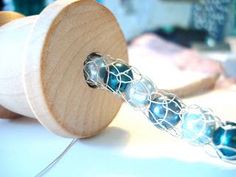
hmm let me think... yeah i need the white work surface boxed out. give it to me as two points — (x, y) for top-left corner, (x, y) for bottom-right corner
(1, 102), (236, 177)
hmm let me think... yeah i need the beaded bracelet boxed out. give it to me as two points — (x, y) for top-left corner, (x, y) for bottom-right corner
(83, 53), (236, 163)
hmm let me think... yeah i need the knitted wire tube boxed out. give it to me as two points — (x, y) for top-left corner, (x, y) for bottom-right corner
(83, 53), (236, 163)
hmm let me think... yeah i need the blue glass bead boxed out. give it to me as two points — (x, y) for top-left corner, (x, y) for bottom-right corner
(213, 122), (236, 160)
(181, 107), (216, 144)
(124, 77), (156, 108)
(104, 62), (133, 93)
(84, 54), (106, 88)
(149, 95), (182, 129)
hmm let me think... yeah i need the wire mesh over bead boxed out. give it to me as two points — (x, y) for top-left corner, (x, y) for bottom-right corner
(83, 53), (236, 163)
(212, 122), (236, 163)
(146, 91), (184, 137)
(103, 58), (134, 94)
(180, 105), (221, 146)
(83, 52), (107, 88)
(83, 54), (184, 137)
(84, 54), (135, 96)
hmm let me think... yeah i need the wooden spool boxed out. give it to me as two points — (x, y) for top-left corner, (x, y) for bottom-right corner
(0, 11), (24, 119)
(0, 11), (24, 26)
(0, 0), (128, 138)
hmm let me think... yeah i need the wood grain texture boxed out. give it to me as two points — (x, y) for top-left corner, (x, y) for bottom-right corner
(0, 11), (24, 26)
(0, 0), (128, 138)
(0, 105), (21, 119)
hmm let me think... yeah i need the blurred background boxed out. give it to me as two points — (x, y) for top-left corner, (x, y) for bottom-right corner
(1, 0), (236, 41)
(1, 0), (236, 87)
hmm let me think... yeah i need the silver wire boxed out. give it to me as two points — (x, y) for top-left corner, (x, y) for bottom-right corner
(34, 138), (78, 177)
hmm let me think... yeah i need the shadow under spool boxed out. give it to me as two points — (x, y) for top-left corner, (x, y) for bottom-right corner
(0, 0), (128, 138)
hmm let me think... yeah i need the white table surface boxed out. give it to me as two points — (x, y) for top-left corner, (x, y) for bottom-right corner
(1, 102), (236, 177)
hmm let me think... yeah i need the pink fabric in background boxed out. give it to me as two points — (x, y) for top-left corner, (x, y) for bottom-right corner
(128, 33), (234, 90)
(129, 33), (223, 74)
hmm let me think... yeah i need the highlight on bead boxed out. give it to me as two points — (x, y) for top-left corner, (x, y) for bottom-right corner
(124, 77), (156, 108)
(83, 52), (107, 88)
(212, 122), (236, 161)
(148, 93), (183, 133)
(83, 52), (236, 164)
(104, 61), (133, 93)
(180, 105), (218, 145)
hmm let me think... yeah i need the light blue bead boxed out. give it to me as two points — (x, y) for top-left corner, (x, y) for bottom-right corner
(181, 107), (216, 144)
(104, 62), (133, 93)
(213, 122), (236, 160)
(149, 95), (182, 129)
(84, 54), (106, 87)
(124, 77), (156, 108)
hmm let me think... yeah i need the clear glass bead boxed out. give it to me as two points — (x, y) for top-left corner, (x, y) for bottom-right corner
(83, 54), (106, 88)
(181, 105), (216, 145)
(123, 77), (156, 108)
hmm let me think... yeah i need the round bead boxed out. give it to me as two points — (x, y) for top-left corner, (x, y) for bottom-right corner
(149, 95), (182, 129)
(181, 106), (216, 144)
(123, 77), (156, 108)
(213, 122), (236, 160)
(84, 54), (106, 88)
(104, 62), (133, 93)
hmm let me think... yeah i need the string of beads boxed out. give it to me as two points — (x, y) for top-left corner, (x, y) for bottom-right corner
(83, 53), (236, 163)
